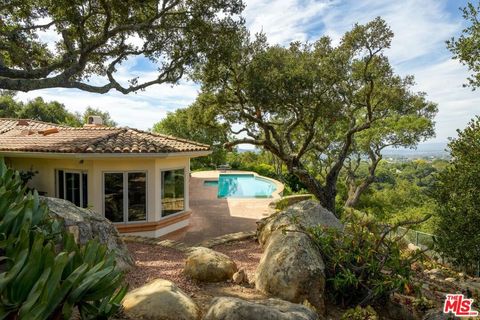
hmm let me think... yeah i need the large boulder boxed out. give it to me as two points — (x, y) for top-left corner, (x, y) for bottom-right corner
(184, 247), (237, 282)
(204, 297), (320, 320)
(268, 194), (314, 211)
(255, 230), (326, 313)
(257, 200), (342, 247)
(42, 196), (134, 271)
(122, 279), (200, 320)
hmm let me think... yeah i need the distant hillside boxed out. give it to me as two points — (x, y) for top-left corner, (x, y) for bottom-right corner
(382, 142), (450, 159)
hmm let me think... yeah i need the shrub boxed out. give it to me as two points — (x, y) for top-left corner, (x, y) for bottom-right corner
(0, 161), (127, 319)
(307, 210), (423, 306)
(341, 305), (378, 320)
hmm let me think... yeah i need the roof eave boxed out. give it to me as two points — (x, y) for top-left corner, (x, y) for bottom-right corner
(0, 150), (212, 160)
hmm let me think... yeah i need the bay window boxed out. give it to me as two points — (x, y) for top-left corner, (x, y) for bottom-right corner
(161, 168), (185, 217)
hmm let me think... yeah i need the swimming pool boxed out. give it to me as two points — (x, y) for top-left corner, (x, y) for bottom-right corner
(203, 174), (277, 198)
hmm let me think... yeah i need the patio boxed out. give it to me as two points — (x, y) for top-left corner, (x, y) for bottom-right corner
(164, 170), (283, 244)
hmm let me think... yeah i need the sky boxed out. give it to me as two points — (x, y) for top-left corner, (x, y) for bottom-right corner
(16, 0), (480, 145)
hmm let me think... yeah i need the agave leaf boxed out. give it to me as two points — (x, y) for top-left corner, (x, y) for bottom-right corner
(0, 248), (28, 291)
(17, 267), (52, 318)
(10, 232), (45, 302)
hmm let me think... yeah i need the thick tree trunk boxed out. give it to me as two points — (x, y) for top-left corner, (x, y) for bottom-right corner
(289, 165), (337, 215)
(345, 185), (363, 208)
(345, 177), (376, 208)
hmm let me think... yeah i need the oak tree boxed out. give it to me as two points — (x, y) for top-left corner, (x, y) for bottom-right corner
(197, 18), (437, 214)
(435, 116), (480, 272)
(447, 1), (480, 89)
(152, 97), (230, 169)
(0, 0), (244, 93)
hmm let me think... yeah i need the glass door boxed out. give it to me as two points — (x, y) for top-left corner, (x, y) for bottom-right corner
(103, 172), (147, 223)
(56, 170), (88, 208)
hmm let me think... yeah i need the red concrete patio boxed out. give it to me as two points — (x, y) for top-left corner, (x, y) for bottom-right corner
(165, 170), (283, 245)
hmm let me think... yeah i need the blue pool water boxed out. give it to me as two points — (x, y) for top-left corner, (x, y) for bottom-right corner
(204, 180), (218, 187)
(203, 174), (277, 198)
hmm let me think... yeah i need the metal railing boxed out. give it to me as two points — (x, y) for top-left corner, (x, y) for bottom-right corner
(397, 227), (435, 251)
(395, 227), (480, 277)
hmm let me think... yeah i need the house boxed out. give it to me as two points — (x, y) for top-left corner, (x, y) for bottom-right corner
(0, 117), (211, 237)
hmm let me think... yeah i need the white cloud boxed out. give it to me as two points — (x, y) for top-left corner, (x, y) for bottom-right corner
(411, 59), (480, 142)
(244, 0), (331, 44)
(15, 80), (200, 130)
(240, 0), (477, 143)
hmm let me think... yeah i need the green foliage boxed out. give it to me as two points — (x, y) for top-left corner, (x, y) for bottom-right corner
(308, 211), (420, 306)
(0, 93), (117, 127)
(341, 305), (378, 320)
(434, 116), (480, 273)
(412, 296), (435, 312)
(349, 159), (445, 233)
(197, 18), (437, 212)
(0, 161), (127, 319)
(447, 2), (480, 88)
(16, 97), (81, 127)
(0, 0), (244, 93)
(0, 94), (18, 118)
(152, 100), (229, 169)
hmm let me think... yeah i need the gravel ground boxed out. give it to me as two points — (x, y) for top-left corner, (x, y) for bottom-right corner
(125, 238), (265, 312)
(210, 238), (263, 283)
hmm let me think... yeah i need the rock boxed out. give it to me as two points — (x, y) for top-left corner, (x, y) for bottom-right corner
(444, 277), (456, 282)
(257, 200), (342, 247)
(268, 194), (314, 210)
(203, 297), (320, 320)
(255, 229), (325, 313)
(42, 196), (134, 271)
(422, 309), (454, 320)
(425, 268), (443, 276)
(407, 243), (421, 252)
(123, 279), (200, 320)
(232, 268), (248, 285)
(184, 247), (237, 282)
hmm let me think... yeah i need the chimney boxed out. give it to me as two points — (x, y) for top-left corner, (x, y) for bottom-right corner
(84, 115), (104, 127)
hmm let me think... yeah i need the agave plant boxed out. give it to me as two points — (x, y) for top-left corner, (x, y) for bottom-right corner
(0, 160), (127, 320)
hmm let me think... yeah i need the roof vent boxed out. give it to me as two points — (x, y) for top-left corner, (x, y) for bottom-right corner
(85, 115), (104, 127)
(16, 119), (29, 126)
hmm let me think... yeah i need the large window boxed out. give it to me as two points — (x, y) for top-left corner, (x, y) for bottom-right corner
(161, 168), (185, 217)
(56, 170), (88, 208)
(104, 172), (146, 223)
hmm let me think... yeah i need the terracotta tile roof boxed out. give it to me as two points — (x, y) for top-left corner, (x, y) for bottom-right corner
(0, 118), (210, 154)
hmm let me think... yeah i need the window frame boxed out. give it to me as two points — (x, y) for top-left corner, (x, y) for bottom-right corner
(55, 169), (88, 208)
(160, 166), (187, 218)
(102, 171), (148, 224)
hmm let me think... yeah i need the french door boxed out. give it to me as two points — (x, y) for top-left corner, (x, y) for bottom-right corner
(56, 170), (88, 208)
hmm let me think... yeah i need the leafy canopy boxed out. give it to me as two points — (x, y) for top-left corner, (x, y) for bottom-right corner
(196, 18), (437, 213)
(0, 93), (117, 127)
(434, 116), (480, 273)
(447, 2), (480, 89)
(152, 99), (229, 169)
(0, 0), (244, 93)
